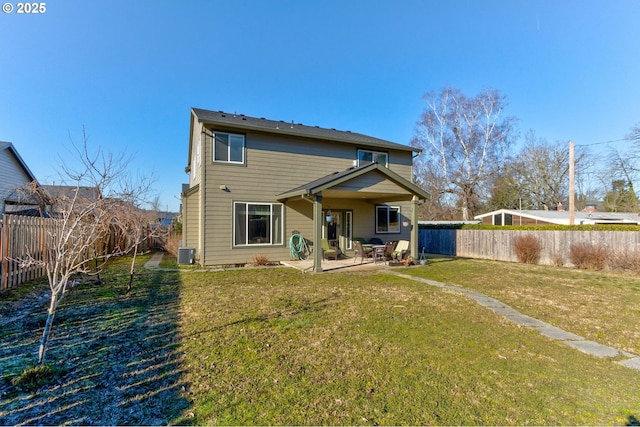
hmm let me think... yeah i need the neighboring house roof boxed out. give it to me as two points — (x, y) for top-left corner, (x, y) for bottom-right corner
(0, 141), (37, 182)
(475, 209), (640, 225)
(41, 185), (102, 204)
(190, 108), (420, 154)
(276, 162), (431, 202)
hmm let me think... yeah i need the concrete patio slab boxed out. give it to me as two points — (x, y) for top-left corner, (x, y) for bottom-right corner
(281, 256), (390, 273)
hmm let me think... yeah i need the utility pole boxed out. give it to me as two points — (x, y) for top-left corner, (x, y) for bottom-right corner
(569, 140), (575, 225)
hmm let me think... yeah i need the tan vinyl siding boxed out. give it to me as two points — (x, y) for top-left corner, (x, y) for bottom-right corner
(331, 171), (411, 194)
(0, 149), (33, 214)
(198, 127), (415, 265)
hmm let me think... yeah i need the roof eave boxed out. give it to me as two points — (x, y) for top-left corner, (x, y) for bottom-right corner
(192, 109), (419, 153)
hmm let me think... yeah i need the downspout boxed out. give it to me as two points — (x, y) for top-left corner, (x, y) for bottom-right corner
(199, 128), (206, 265)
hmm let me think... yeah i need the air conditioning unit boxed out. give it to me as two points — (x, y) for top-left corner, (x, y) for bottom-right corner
(177, 247), (195, 265)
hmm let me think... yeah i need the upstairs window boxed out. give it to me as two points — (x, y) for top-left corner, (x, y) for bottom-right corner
(357, 149), (388, 167)
(214, 132), (245, 164)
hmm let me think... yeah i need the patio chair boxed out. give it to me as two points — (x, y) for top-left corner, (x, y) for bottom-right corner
(321, 238), (338, 260)
(392, 240), (410, 261)
(384, 241), (396, 259)
(353, 240), (373, 264)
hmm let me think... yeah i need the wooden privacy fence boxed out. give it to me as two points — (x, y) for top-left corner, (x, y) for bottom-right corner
(419, 228), (640, 266)
(1, 214), (160, 291)
(1, 214), (51, 290)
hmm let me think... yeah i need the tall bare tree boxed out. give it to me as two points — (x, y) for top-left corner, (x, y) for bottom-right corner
(513, 133), (571, 210)
(628, 122), (640, 143)
(17, 128), (155, 365)
(595, 122), (640, 212)
(603, 149), (639, 212)
(412, 87), (516, 220)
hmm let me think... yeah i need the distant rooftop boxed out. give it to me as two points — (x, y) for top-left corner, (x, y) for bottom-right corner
(475, 209), (640, 225)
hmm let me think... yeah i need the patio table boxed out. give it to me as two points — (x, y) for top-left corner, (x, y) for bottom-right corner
(372, 245), (386, 264)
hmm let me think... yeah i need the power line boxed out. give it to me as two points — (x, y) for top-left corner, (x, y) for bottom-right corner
(576, 138), (628, 147)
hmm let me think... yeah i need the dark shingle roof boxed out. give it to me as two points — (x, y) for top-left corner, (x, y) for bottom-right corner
(191, 108), (418, 153)
(41, 185), (101, 203)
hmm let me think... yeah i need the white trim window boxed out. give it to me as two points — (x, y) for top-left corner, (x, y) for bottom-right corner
(234, 202), (283, 246)
(214, 132), (245, 164)
(376, 205), (400, 233)
(357, 149), (388, 167)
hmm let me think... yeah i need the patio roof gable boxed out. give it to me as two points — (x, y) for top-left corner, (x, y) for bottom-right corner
(276, 163), (430, 202)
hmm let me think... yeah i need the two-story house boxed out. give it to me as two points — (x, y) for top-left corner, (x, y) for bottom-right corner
(181, 108), (430, 272)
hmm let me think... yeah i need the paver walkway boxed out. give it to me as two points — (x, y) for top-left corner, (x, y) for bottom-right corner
(385, 270), (640, 372)
(144, 251), (166, 270)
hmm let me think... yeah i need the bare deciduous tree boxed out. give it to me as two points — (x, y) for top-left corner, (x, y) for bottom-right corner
(602, 149), (639, 212)
(488, 134), (593, 211)
(513, 133), (571, 210)
(628, 122), (640, 143)
(595, 124), (640, 212)
(17, 129), (155, 365)
(412, 87), (516, 220)
(113, 200), (160, 292)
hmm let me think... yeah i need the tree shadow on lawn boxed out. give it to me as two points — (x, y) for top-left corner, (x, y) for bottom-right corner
(0, 270), (190, 426)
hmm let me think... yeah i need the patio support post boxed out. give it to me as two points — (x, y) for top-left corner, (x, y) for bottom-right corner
(410, 195), (419, 260)
(313, 193), (323, 272)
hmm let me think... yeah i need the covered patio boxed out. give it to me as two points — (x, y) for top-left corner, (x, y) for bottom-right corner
(277, 162), (430, 273)
(281, 254), (399, 273)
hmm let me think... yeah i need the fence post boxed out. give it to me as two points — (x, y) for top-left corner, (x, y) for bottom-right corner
(1, 214), (8, 290)
(1, 214), (5, 290)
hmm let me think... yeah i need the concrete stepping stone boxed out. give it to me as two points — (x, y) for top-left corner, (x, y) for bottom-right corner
(618, 358), (640, 370)
(532, 325), (584, 341)
(563, 340), (626, 358)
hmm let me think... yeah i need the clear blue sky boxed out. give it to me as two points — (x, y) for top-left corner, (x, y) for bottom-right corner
(2, 0), (639, 212)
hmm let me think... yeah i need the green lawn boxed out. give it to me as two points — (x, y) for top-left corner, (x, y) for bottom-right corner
(175, 262), (640, 425)
(1, 255), (639, 425)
